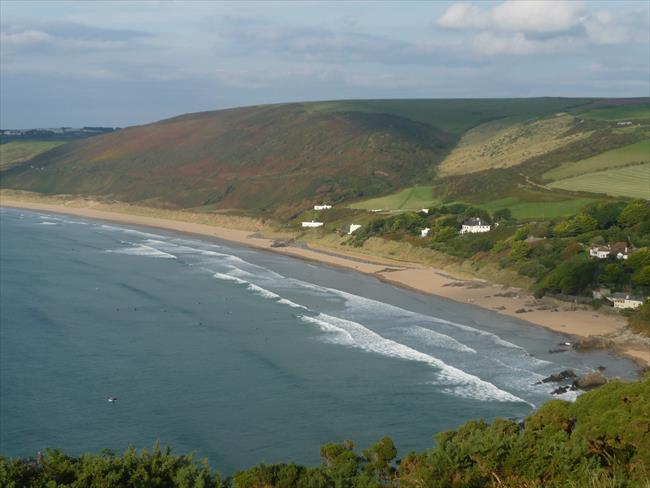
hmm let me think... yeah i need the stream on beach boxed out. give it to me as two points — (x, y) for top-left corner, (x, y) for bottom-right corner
(0, 207), (640, 473)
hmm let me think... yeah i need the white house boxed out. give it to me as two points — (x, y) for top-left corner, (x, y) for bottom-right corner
(420, 227), (430, 237)
(314, 204), (332, 210)
(589, 243), (630, 260)
(302, 221), (324, 228)
(610, 293), (645, 310)
(589, 246), (611, 259)
(420, 208), (429, 214)
(460, 218), (491, 234)
(348, 224), (362, 234)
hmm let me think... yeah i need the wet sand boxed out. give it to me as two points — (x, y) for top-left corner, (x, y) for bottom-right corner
(2, 196), (647, 366)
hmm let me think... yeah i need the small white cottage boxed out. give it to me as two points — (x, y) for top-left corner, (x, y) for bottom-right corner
(460, 218), (491, 234)
(420, 227), (430, 237)
(314, 204), (332, 210)
(302, 221), (324, 228)
(610, 293), (645, 310)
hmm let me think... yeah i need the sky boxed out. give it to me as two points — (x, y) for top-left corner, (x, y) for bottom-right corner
(1, 0), (649, 128)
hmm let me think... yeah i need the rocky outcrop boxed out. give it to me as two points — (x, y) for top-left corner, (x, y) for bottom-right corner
(573, 370), (608, 390)
(538, 370), (577, 384)
(572, 336), (615, 351)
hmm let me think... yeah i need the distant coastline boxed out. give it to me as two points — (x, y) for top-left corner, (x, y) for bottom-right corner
(2, 193), (648, 367)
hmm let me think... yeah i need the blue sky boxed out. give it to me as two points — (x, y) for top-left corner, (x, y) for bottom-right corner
(1, 0), (649, 128)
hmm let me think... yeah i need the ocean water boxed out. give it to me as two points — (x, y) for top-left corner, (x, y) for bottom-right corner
(0, 208), (639, 473)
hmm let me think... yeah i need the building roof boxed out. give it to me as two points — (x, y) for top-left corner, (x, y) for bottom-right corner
(610, 293), (645, 301)
(463, 217), (489, 226)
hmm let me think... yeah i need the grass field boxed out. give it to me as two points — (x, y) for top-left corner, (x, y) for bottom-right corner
(438, 114), (590, 176)
(348, 185), (438, 211)
(0, 140), (65, 171)
(469, 196), (598, 220)
(577, 105), (650, 122)
(543, 139), (650, 181)
(548, 163), (650, 199)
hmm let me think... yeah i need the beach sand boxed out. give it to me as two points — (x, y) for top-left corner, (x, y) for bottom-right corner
(2, 195), (648, 366)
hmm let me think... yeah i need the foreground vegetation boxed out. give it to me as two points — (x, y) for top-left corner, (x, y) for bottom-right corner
(2, 379), (648, 487)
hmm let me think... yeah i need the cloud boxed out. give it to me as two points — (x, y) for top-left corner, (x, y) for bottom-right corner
(0, 20), (153, 52)
(437, 1), (650, 56)
(439, 1), (586, 33)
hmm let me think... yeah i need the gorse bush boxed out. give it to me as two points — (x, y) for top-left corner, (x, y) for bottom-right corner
(2, 380), (649, 487)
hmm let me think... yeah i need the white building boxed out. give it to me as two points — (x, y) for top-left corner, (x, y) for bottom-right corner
(610, 293), (645, 310)
(589, 244), (630, 260)
(302, 221), (324, 228)
(314, 204), (332, 210)
(348, 224), (362, 234)
(420, 227), (430, 237)
(420, 208), (429, 214)
(589, 246), (611, 259)
(460, 218), (491, 234)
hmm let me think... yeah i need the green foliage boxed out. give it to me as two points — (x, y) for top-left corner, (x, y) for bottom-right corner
(2, 380), (649, 487)
(632, 265), (650, 287)
(492, 207), (511, 221)
(628, 301), (650, 337)
(509, 241), (530, 261)
(619, 200), (650, 228)
(583, 201), (627, 229)
(553, 214), (598, 237)
(537, 259), (599, 296)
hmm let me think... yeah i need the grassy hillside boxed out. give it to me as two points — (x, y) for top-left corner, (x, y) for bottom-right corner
(2, 98), (647, 219)
(543, 139), (650, 181)
(348, 185), (438, 211)
(0, 141), (65, 171)
(548, 163), (650, 199)
(1, 98), (592, 217)
(438, 114), (591, 176)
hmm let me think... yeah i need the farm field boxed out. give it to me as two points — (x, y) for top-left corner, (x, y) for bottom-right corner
(543, 139), (650, 181)
(470, 195), (598, 220)
(348, 185), (438, 211)
(548, 163), (650, 199)
(0, 140), (65, 171)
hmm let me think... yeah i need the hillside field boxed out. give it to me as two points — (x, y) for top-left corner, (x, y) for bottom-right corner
(0, 140), (65, 171)
(471, 195), (598, 219)
(543, 139), (650, 181)
(438, 114), (590, 177)
(348, 185), (438, 211)
(548, 163), (650, 199)
(577, 104), (650, 121)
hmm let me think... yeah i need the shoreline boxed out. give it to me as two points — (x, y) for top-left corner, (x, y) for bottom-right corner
(2, 196), (648, 367)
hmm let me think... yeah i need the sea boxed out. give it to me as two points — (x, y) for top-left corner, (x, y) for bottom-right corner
(0, 207), (639, 473)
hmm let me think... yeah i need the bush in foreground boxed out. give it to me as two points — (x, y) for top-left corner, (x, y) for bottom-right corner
(2, 380), (648, 487)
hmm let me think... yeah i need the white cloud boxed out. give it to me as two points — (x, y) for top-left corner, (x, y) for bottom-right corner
(439, 1), (585, 33)
(437, 0), (649, 55)
(491, 1), (585, 33)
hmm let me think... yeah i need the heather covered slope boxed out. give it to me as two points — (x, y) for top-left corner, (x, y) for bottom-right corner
(1, 98), (596, 217)
(1, 103), (455, 217)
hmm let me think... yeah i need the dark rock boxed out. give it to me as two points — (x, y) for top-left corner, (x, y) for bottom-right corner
(551, 385), (570, 395)
(573, 370), (608, 390)
(515, 308), (528, 313)
(548, 348), (568, 354)
(572, 336), (615, 351)
(538, 369), (577, 384)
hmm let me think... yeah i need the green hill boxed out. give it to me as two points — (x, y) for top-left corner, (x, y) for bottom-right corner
(2, 98), (648, 218)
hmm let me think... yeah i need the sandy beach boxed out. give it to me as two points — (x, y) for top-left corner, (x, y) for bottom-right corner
(2, 195), (648, 366)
